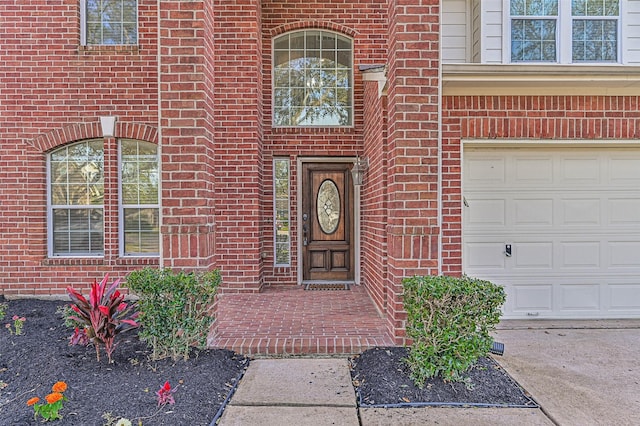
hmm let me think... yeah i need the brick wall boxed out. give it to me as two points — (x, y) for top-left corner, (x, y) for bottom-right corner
(385, 0), (441, 343)
(0, 0), (158, 295)
(361, 78), (388, 315)
(260, 0), (388, 286)
(158, 1), (217, 272)
(212, 0), (265, 292)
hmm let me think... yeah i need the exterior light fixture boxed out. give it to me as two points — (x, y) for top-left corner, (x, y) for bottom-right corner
(351, 156), (369, 186)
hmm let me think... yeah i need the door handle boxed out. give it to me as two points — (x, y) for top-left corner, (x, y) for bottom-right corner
(505, 244), (512, 257)
(303, 223), (308, 246)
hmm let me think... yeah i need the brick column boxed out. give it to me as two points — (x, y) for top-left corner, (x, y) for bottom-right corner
(385, 0), (441, 343)
(212, 0), (264, 292)
(159, 1), (216, 270)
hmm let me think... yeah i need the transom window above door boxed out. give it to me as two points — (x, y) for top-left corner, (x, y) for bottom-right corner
(509, 0), (620, 63)
(273, 30), (353, 127)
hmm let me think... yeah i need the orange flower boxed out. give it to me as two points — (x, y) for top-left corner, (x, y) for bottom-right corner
(52, 381), (67, 393)
(26, 397), (40, 406)
(45, 392), (64, 404)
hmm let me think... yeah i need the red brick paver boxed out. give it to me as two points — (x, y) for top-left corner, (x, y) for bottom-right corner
(208, 285), (394, 355)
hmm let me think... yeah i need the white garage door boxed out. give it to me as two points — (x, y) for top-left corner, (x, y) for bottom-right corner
(463, 146), (640, 319)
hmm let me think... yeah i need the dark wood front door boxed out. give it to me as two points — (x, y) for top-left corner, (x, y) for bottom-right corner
(302, 162), (354, 282)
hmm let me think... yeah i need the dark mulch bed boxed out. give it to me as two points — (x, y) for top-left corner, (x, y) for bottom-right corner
(350, 347), (537, 408)
(0, 297), (248, 426)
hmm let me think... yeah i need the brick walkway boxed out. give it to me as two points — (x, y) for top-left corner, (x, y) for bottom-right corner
(208, 285), (395, 356)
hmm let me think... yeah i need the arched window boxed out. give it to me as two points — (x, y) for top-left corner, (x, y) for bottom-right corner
(273, 30), (353, 127)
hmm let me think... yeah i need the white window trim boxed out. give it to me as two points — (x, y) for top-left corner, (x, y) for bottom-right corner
(118, 140), (160, 258)
(503, 0), (623, 65)
(80, 0), (88, 46)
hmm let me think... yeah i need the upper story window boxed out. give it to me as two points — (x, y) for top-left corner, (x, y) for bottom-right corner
(81, 0), (138, 45)
(509, 0), (619, 63)
(273, 30), (353, 127)
(572, 0), (619, 62)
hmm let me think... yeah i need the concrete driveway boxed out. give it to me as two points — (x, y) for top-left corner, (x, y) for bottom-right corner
(494, 320), (640, 426)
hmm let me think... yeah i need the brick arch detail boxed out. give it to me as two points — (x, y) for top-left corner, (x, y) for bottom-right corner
(29, 121), (159, 153)
(268, 21), (359, 38)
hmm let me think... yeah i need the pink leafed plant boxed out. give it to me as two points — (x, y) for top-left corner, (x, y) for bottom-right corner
(67, 274), (139, 363)
(156, 381), (176, 407)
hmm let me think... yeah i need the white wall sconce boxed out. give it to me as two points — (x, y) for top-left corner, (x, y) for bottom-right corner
(351, 156), (369, 186)
(100, 116), (118, 137)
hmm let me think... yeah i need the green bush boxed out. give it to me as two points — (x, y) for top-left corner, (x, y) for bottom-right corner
(125, 268), (221, 361)
(402, 275), (506, 388)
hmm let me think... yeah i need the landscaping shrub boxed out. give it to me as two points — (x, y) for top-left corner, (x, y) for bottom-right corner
(67, 275), (140, 363)
(402, 275), (506, 388)
(125, 268), (220, 361)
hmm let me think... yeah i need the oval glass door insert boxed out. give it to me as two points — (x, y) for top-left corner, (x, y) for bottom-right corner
(317, 179), (340, 234)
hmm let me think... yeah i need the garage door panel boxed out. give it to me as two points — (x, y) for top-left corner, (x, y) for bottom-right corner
(467, 158), (505, 183)
(514, 157), (553, 183)
(609, 199), (640, 225)
(609, 157), (640, 183)
(609, 242), (640, 267)
(513, 199), (553, 226)
(609, 284), (640, 310)
(561, 241), (600, 268)
(465, 242), (505, 269)
(464, 147), (640, 319)
(513, 242), (553, 269)
(511, 285), (553, 313)
(559, 284), (600, 310)
(560, 157), (600, 183)
(561, 198), (601, 225)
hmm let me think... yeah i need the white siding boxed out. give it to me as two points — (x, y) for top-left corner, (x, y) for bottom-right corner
(480, 0), (503, 63)
(625, 0), (640, 64)
(442, 0), (468, 63)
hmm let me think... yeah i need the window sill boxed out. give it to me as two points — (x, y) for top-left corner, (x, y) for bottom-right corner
(42, 257), (159, 267)
(42, 257), (105, 266)
(115, 257), (160, 266)
(78, 45), (140, 55)
(271, 126), (355, 134)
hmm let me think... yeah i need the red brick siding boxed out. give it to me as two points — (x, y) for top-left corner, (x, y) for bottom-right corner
(0, 0), (158, 295)
(212, 0), (265, 292)
(361, 79), (388, 315)
(385, 0), (441, 343)
(159, 1), (218, 272)
(260, 1), (389, 286)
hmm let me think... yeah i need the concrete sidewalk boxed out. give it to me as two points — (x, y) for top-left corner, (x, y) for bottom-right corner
(218, 321), (640, 426)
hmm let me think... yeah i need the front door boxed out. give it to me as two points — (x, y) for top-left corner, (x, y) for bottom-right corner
(302, 162), (354, 282)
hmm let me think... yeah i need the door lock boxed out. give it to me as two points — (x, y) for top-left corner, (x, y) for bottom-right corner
(302, 223), (308, 246)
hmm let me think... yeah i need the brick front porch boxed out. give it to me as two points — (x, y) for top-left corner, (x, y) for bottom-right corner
(208, 285), (395, 356)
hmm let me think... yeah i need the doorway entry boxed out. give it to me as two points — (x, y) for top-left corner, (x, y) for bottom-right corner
(301, 161), (355, 283)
